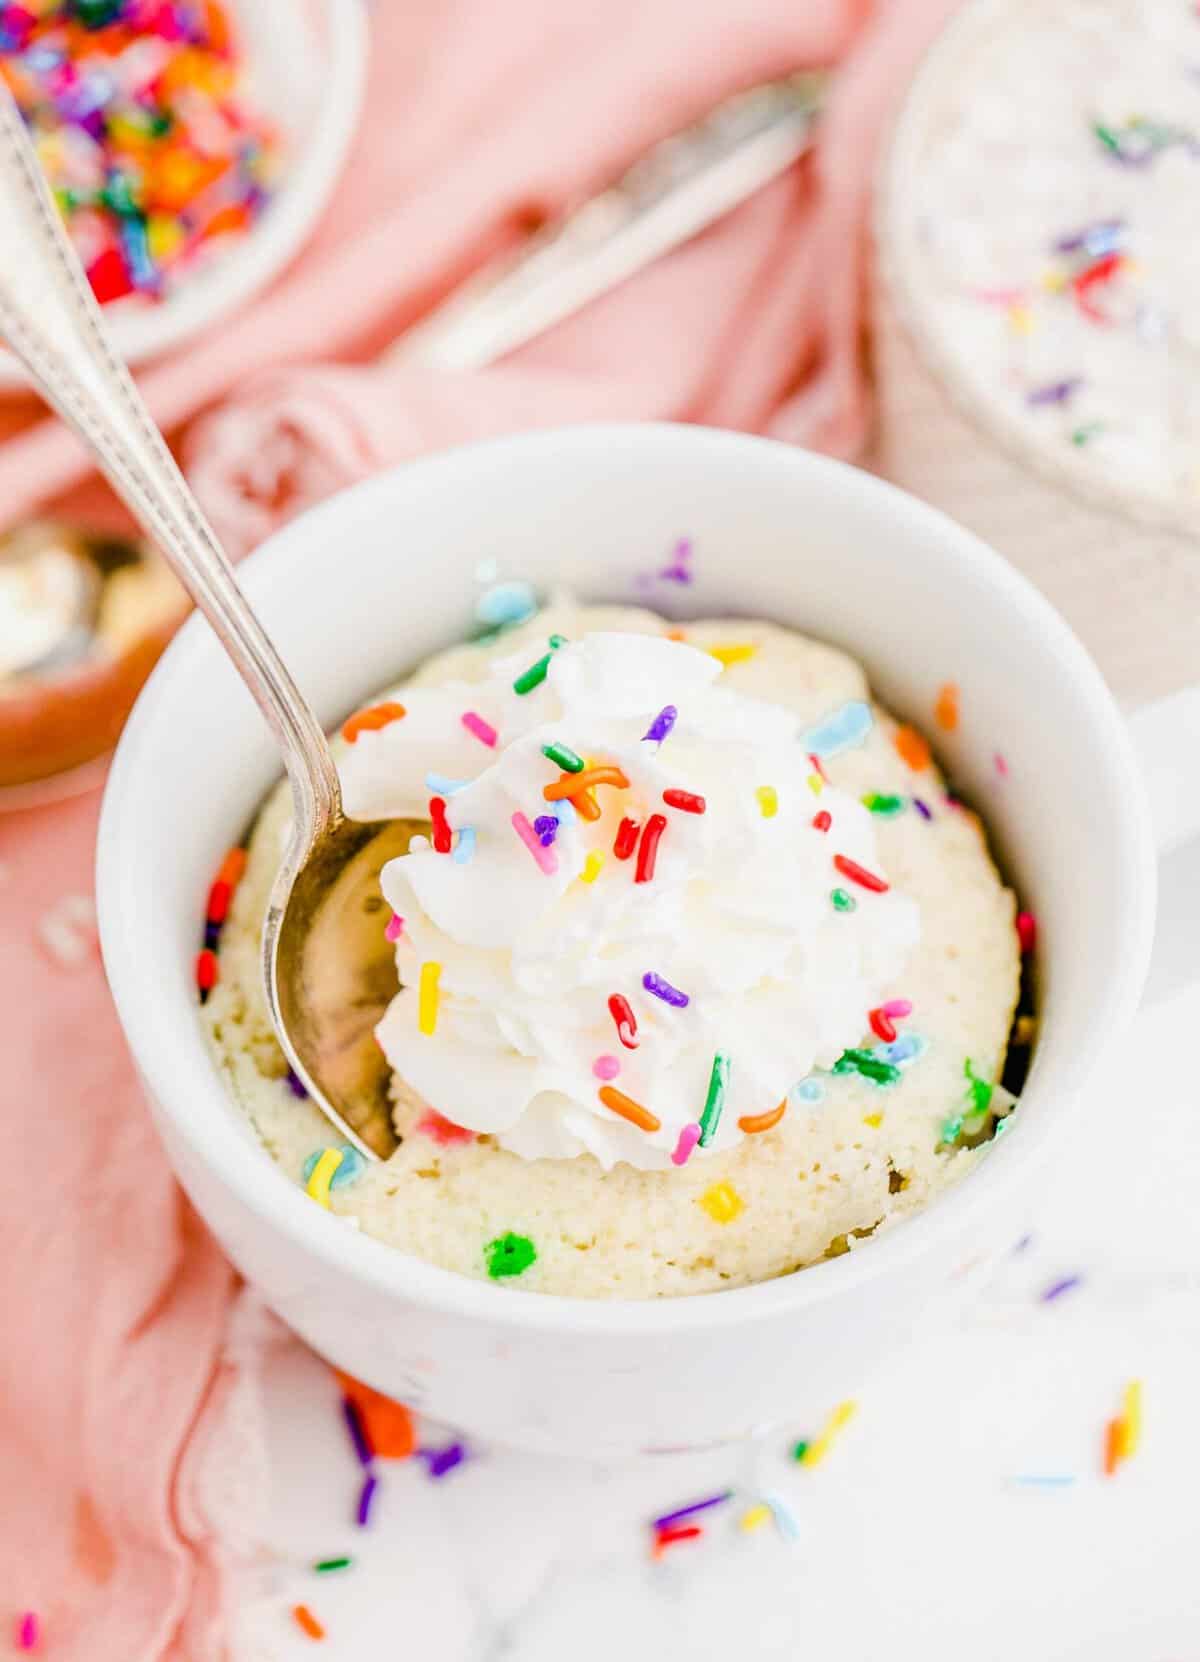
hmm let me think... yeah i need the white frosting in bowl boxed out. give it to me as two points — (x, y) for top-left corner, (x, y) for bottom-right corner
(341, 632), (920, 1171)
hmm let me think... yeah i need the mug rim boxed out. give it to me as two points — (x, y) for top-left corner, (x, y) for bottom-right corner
(96, 423), (1157, 1337)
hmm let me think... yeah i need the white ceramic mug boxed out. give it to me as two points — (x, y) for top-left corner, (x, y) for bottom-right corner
(97, 425), (1166, 1457)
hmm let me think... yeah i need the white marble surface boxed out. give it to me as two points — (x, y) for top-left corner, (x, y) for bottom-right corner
(240, 968), (1200, 1661)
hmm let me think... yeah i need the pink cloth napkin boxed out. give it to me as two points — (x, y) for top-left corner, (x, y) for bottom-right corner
(0, 2), (960, 1656)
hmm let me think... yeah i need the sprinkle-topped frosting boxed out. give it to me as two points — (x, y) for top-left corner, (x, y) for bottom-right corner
(341, 633), (920, 1171)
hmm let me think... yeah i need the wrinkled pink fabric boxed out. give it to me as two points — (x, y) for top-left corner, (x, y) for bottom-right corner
(0, 2), (960, 1657)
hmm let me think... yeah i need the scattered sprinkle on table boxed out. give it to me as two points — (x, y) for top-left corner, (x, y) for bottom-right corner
(1040, 1273), (1084, 1304)
(485, 1231), (537, 1278)
(651, 1490), (734, 1531)
(739, 1503), (772, 1533)
(652, 1523), (703, 1557)
(799, 1400), (858, 1467)
(292, 1604), (325, 1641)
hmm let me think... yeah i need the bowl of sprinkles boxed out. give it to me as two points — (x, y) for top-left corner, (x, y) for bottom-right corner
(0, 0), (367, 382)
(875, 0), (1200, 705)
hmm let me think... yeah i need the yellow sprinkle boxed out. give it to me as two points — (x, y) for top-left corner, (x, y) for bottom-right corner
(699, 1181), (744, 1224)
(305, 1148), (343, 1210)
(709, 643), (758, 668)
(807, 774), (823, 796)
(147, 213), (186, 264)
(581, 851), (605, 884)
(418, 961), (442, 1035)
(1007, 302), (1034, 336)
(756, 786), (778, 819)
(739, 1503), (772, 1534)
(862, 1112), (883, 1129)
(802, 1399), (858, 1467)
(1116, 1380), (1143, 1460)
(1040, 265), (1068, 293)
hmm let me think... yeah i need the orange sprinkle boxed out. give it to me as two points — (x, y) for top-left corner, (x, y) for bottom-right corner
(341, 702), (406, 744)
(543, 765), (630, 802)
(598, 1085), (661, 1133)
(216, 846), (247, 889)
(738, 1099), (787, 1135)
(293, 1604), (325, 1641)
(1102, 1417), (1123, 1478)
(666, 628), (687, 641)
(894, 725), (931, 771)
(334, 1371), (416, 1458)
(934, 683), (959, 733)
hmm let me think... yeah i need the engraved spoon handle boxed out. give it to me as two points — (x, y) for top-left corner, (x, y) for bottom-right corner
(0, 85), (341, 837)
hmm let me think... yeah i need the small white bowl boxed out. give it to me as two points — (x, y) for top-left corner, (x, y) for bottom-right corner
(0, 0), (367, 388)
(97, 425), (1158, 1456)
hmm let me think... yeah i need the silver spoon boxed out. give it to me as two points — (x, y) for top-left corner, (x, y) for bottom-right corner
(0, 85), (405, 1158)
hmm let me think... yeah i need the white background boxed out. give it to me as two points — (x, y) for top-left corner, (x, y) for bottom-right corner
(238, 970), (1200, 1661)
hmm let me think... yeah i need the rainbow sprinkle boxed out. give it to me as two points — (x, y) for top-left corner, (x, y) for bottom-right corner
(699, 1180), (743, 1223)
(512, 810), (558, 875)
(417, 962), (441, 1035)
(698, 1051), (730, 1146)
(756, 785), (778, 817)
(305, 1148), (343, 1210)
(642, 970), (688, 1008)
(671, 1122), (701, 1165)
(461, 710), (498, 747)
(485, 1231), (537, 1278)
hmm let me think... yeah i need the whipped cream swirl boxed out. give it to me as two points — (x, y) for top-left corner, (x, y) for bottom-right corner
(340, 632), (920, 1171)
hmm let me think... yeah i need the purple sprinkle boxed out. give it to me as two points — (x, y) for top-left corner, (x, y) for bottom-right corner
(652, 1489), (734, 1532)
(912, 797), (933, 821)
(204, 921), (221, 951)
(1027, 378), (1083, 407)
(533, 814), (559, 847)
(286, 1067), (309, 1100)
(643, 705), (678, 745)
(342, 1397), (374, 1467)
(642, 970), (689, 1008)
(657, 537), (693, 583)
(356, 1471), (378, 1527)
(419, 1441), (467, 1479)
(1040, 1274), (1084, 1304)
(1013, 1232), (1034, 1254)
(1052, 218), (1124, 254)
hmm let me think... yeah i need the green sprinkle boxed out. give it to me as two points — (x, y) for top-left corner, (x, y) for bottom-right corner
(543, 740), (584, 773)
(1071, 422), (1104, 446)
(512, 635), (567, 695)
(314, 1557), (353, 1573)
(1092, 121), (1122, 155)
(939, 1113), (964, 1145)
(964, 1058), (994, 1116)
(791, 1439), (809, 1463)
(833, 1048), (902, 1085)
(830, 887), (857, 913)
(485, 1231), (537, 1278)
(698, 1052), (731, 1147)
(862, 793), (905, 816)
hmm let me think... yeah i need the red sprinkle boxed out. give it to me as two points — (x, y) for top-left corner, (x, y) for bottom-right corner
(868, 1007), (896, 1043)
(417, 1109), (475, 1146)
(811, 810), (832, 833)
(635, 813), (668, 883)
(429, 797), (452, 854)
(808, 752), (829, 782)
(206, 879), (231, 926)
(608, 993), (639, 1049)
(613, 817), (641, 860)
(653, 1523), (703, 1558)
(833, 854), (889, 893)
(196, 949), (218, 1000)
(1017, 912), (1037, 954)
(1073, 252), (1124, 322)
(662, 789), (706, 814)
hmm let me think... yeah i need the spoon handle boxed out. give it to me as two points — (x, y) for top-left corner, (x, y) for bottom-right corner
(0, 85), (341, 835)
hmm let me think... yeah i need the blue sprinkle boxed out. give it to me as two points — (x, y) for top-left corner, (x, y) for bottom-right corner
(452, 827), (476, 864)
(476, 581), (537, 628)
(873, 1033), (927, 1067)
(801, 700), (873, 758)
(554, 795), (577, 826)
(426, 772), (468, 796)
(302, 1145), (366, 1190)
(119, 216), (158, 293)
(763, 1492), (800, 1542)
(794, 1077), (825, 1105)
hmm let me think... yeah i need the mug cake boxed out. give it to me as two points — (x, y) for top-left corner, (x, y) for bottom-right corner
(200, 603), (1024, 1298)
(875, 0), (1200, 702)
